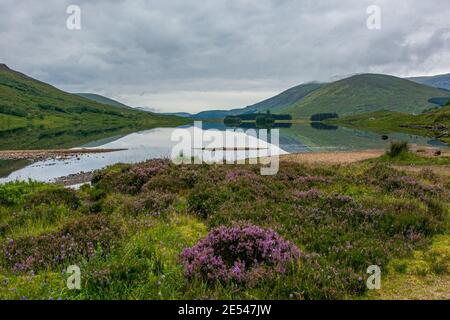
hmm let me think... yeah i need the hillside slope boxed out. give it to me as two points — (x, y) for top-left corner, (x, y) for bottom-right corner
(0, 64), (185, 125)
(408, 73), (450, 90)
(336, 101), (450, 144)
(279, 74), (450, 118)
(191, 82), (323, 119)
(75, 93), (133, 110)
(0, 64), (189, 149)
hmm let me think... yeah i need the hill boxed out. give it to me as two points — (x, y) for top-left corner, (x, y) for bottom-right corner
(335, 100), (450, 144)
(75, 93), (133, 109)
(189, 82), (323, 119)
(232, 82), (324, 115)
(408, 73), (450, 90)
(190, 74), (449, 120)
(0, 64), (189, 149)
(278, 74), (450, 118)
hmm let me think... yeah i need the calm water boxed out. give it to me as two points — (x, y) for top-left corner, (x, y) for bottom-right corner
(0, 123), (447, 184)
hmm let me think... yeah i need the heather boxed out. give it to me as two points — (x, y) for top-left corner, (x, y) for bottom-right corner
(0, 158), (448, 299)
(180, 225), (300, 284)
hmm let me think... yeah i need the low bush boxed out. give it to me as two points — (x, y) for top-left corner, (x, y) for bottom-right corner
(180, 225), (300, 285)
(386, 141), (409, 157)
(126, 190), (176, 215)
(1, 215), (121, 273)
(25, 188), (80, 209)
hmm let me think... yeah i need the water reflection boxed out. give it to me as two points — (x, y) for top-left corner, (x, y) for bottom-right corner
(0, 122), (447, 183)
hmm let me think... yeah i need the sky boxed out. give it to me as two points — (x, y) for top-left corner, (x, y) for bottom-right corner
(1, 0), (450, 113)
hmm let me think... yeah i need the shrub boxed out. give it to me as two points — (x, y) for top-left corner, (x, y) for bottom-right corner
(126, 190), (175, 215)
(25, 188), (80, 209)
(186, 185), (225, 219)
(0, 181), (48, 207)
(92, 160), (169, 194)
(387, 141), (409, 157)
(1, 215), (121, 273)
(180, 225), (300, 284)
(293, 189), (323, 202)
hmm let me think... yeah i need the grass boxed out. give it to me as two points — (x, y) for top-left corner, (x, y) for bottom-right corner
(366, 234), (449, 300)
(0, 156), (447, 300)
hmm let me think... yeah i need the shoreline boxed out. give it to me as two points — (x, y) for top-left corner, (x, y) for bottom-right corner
(0, 148), (127, 161)
(3, 147), (449, 187)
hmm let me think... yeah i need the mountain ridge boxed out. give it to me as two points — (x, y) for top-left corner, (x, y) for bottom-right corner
(407, 73), (450, 90)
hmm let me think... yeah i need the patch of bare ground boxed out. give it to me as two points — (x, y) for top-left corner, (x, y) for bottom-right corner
(54, 171), (94, 186)
(280, 150), (384, 164)
(393, 165), (450, 177)
(0, 148), (126, 161)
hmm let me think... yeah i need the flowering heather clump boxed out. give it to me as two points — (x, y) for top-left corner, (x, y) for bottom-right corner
(225, 169), (258, 182)
(327, 193), (354, 206)
(92, 160), (170, 194)
(384, 176), (442, 199)
(128, 190), (175, 214)
(180, 225), (300, 284)
(1, 215), (121, 273)
(293, 189), (323, 201)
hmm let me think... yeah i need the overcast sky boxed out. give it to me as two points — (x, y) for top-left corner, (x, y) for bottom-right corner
(1, 0), (450, 113)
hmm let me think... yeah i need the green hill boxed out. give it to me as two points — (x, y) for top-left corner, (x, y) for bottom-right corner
(191, 82), (323, 119)
(75, 93), (133, 109)
(278, 74), (450, 118)
(234, 82), (324, 114)
(0, 64), (189, 149)
(336, 101), (450, 144)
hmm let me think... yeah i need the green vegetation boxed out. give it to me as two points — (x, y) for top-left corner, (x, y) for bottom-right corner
(223, 116), (242, 126)
(335, 103), (450, 144)
(370, 142), (450, 166)
(75, 93), (133, 109)
(279, 74), (450, 118)
(386, 141), (410, 158)
(366, 234), (449, 299)
(0, 157), (448, 299)
(310, 113), (339, 122)
(193, 74), (449, 120)
(0, 65), (190, 149)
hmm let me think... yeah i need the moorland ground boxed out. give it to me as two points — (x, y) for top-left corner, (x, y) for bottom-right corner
(0, 148), (448, 300)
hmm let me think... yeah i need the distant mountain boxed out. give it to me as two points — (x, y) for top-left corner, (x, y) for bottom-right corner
(235, 82), (324, 114)
(75, 93), (133, 110)
(408, 73), (450, 90)
(162, 112), (193, 118)
(189, 82), (324, 119)
(189, 74), (450, 120)
(278, 74), (450, 118)
(0, 64), (188, 133)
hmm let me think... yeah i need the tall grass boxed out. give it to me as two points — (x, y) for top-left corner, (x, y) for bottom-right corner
(386, 141), (409, 157)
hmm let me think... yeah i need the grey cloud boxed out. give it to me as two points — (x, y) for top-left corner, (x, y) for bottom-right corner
(1, 0), (449, 112)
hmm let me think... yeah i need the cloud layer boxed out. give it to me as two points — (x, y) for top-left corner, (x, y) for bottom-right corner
(1, 0), (449, 112)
